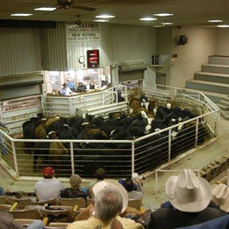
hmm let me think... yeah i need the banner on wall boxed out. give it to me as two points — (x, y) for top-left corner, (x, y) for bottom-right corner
(67, 23), (101, 42)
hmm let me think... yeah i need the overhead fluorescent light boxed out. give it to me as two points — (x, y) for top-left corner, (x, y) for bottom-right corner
(208, 20), (223, 23)
(154, 25), (164, 27)
(96, 15), (115, 19)
(161, 22), (173, 25)
(217, 25), (229, 28)
(154, 13), (173, 17)
(94, 19), (109, 22)
(11, 13), (33, 17)
(140, 17), (157, 21)
(34, 7), (56, 11)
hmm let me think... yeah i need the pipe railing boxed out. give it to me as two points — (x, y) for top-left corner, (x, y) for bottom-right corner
(0, 85), (219, 179)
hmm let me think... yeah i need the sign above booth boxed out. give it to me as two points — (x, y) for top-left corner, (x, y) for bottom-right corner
(87, 50), (100, 68)
(67, 23), (101, 42)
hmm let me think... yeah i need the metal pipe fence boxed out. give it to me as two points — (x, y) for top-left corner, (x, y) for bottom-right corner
(0, 85), (220, 179)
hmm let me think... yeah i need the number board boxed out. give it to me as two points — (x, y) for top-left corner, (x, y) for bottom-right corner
(87, 50), (100, 68)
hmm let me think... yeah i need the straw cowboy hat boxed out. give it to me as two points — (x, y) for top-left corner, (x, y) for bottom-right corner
(165, 169), (212, 212)
(92, 180), (128, 213)
(212, 184), (229, 212)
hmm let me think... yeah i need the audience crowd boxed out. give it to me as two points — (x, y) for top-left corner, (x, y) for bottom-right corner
(1, 167), (229, 229)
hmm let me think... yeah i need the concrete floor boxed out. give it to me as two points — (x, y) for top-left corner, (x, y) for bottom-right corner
(0, 116), (229, 210)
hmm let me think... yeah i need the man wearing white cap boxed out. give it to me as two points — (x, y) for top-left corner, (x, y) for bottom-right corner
(147, 169), (223, 229)
(67, 180), (143, 229)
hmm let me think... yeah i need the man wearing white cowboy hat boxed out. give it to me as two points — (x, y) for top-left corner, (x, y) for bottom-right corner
(67, 180), (143, 229)
(147, 169), (224, 229)
(212, 183), (229, 213)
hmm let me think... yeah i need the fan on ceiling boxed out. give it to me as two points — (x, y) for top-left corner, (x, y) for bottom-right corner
(68, 15), (84, 26)
(56, 0), (96, 11)
(28, 0), (96, 12)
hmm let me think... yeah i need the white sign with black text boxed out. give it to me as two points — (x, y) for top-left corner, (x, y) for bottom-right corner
(67, 23), (101, 42)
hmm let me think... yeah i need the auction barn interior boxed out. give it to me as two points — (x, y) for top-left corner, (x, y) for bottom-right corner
(1, 0), (229, 228)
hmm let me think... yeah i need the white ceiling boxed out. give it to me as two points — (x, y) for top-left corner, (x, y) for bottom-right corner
(0, 0), (229, 27)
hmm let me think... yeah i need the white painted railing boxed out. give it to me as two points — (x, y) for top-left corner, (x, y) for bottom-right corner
(0, 84), (220, 179)
(0, 96), (42, 135)
(42, 86), (126, 118)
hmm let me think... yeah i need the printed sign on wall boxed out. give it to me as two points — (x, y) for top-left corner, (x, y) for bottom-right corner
(87, 50), (100, 68)
(67, 23), (101, 42)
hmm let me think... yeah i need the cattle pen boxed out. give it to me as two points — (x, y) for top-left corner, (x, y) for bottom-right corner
(0, 85), (220, 180)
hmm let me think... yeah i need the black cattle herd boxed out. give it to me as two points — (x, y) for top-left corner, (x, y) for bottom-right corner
(21, 97), (208, 177)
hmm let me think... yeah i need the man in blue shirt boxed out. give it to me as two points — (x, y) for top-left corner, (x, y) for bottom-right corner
(60, 83), (73, 96)
(67, 80), (77, 92)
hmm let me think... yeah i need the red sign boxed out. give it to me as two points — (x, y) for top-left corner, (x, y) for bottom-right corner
(87, 50), (100, 68)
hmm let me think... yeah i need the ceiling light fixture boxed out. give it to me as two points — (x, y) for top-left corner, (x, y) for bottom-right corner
(161, 22), (173, 25)
(153, 25), (164, 27)
(208, 20), (223, 23)
(95, 15), (115, 19)
(140, 17), (157, 21)
(11, 13), (33, 17)
(94, 19), (109, 22)
(34, 7), (57, 11)
(154, 13), (173, 17)
(217, 25), (229, 28)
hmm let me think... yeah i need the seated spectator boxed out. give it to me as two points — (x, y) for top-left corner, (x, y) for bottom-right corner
(67, 80), (77, 92)
(147, 169), (224, 229)
(0, 186), (6, 196)
(119, 173), (141, 192)
(88, 168), (106, 197)
(0, 210), (44, 229)
(123, 178), (143, 200)
(60, 83), (73, 96)
(88, 81), (96, 90)
(212, 183), (229, 213)
(35, 167), (65, 202)
(77, 82), (87, 93)
(61, 174), (89, 199)
(67, 180), (144, 229)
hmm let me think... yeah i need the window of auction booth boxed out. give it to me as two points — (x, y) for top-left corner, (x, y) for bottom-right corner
(44, 66), (111, 94)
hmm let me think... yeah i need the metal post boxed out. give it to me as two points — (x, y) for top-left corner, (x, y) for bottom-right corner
(102, 92), (105, 106)
(155, 171), (158, 195)
(69, 98), (74, 117)
(40, 95), (45, 116)
(214, 110), (220, 137)
(11, 141), (19, 177)
(198, 93), (200, 111)
(111, 91), (114, 104)
(70, 142), (75, 175)
(83, 98), (86, 119)
(168, 129), (172, 164)
(131, 142), (135, 175)
(195, 118), (199, 148)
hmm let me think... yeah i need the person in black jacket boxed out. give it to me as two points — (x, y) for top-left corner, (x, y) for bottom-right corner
(147, 169), (225, 229)
(61, 174), (89, 199)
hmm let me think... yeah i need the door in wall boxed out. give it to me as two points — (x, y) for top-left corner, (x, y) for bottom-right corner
(156, 73), (166, 85)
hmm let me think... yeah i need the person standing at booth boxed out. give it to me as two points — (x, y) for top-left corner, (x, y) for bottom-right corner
(60, 83), (73, 96)
(67, 79), (77, 92)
